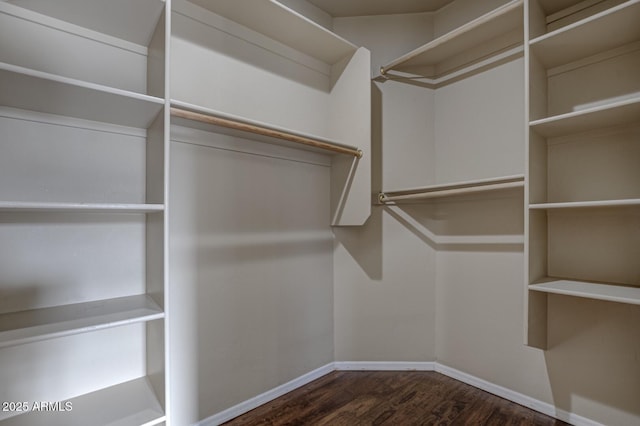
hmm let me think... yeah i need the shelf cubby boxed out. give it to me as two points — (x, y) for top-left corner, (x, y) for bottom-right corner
(0, 295), (164, 349)
(0, 63), (164, 129)
(529, 96), (640, 137)
(530, 0), (640, 69)
(0, 377), (165, 426)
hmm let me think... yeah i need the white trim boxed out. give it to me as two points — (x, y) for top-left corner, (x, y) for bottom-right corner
(334, 361), (436, 371)
(434, 364), (604, 426)
(198, 363), (335, 426)
(200, 361), (605, 426)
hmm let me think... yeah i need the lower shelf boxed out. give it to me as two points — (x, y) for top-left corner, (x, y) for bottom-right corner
(0, 295), (164, 348)
(529, 278), (640, 305)
(0, 377), (165, 426)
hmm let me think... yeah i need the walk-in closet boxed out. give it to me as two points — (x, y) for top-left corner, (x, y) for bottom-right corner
(0, 0), (638, 425)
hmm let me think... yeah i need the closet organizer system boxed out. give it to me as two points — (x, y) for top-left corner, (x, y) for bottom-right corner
(0, 0), (369, 424)
(375, 0), (640, 349)
(376, 0), (526, 205)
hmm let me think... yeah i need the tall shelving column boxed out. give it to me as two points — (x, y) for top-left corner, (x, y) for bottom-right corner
(0, 0), (170, 424)
(525, 0), (640, 348)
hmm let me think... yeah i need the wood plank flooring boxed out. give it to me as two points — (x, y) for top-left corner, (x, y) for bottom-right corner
(223, 371), (569, 425)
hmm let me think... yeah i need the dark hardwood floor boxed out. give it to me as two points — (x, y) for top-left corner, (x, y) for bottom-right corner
(223, 371), (569, 425)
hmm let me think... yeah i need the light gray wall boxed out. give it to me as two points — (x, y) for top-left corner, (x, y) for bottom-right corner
(331, 3), (640, 426)
(169, 133), (335, 424)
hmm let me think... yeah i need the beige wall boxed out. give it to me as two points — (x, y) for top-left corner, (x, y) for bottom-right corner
(332, 4), (640, 426)
(169, 134), (335, 424)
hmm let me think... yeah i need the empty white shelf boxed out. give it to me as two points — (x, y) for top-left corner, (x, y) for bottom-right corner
(186, 0), (356, 65)
(0, 377), (165, 426)
(0, 201), (164, 213)
(0, 62), (164, 129)
(530, 199), (640, 209)
(379, 0), (523, 77)
(529, 279), (640, 305)
(0, 295), (164, 348)
(530, 0), (640, 68)
(529, 96), (640, 138)
(379, 175), (524, 203)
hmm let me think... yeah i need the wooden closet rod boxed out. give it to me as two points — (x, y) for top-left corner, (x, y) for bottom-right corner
(170, 107), (363, 158)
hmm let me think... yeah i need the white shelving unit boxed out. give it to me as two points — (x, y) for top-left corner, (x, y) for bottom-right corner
(0, 0), (169, 423)
(378, 0), (525, 203)
(171, 0), (371, 226)
(379, 0), (524, 84)
(525, 0), (640, 349)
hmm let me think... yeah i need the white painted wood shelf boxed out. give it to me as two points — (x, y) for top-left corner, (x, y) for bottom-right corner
(171, 100), (361, 157)
(530, 199), (640, 209)
(0, 295), (164, 348)
(0, 202), (165, 213)
(379, 0), (523, 78)
(0, 377), (165, 426)
(184, 0), (357, 66)
(530, 0), (640, 68)
(529, 96), (640, 137)
(0, 62), (164, 129)
(529, 279), (640, 306)
(379, 175), (524, 203)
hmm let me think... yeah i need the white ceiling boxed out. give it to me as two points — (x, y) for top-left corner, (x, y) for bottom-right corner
(308, 0), (456, 17)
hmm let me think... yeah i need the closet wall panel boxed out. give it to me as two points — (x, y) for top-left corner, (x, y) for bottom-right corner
(169, 133), (334, 424)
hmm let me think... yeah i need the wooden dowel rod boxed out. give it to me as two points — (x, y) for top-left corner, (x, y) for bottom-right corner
(379, 181), (523, 203)
(170, 107), (363, 158)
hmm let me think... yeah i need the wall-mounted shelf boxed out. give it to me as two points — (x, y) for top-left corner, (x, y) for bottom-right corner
(379, 175), (524, 203)
(530, 0), (640, 68)
(171, 101), (363, 158)
(0, 295), (164, 348)
(379, 0), (523, 79)
(529, 96), (640, 137)
(529, 279), (640, 306)
(530, 199), (640, 209)
(0, 376), (165, 426)
(0, 62), (164, 128)
(183, 0), (357, 66)
(0, 202), (165, 213)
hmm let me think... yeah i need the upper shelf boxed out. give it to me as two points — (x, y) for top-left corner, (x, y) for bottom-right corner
(379, 0), (523, 78)
(183, 0), (357, 65)
(171, 100), (362, 158)
(530, 0), (640, 69)
(0, 62), (164, 128)
(529, 96), (640, 137)
(0, 0), (165, 47)
(379, 175), (524, 203)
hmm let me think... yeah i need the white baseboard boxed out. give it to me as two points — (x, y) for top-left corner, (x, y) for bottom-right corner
(201, 361), (604, 426)
(334, 361), (436, 371)
(433, 364), (603, 426)
(198, 362), (334, 426)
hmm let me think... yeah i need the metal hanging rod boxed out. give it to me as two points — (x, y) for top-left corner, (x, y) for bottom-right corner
(378, 176), (524, 203)
(170, 107), (363, 158)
